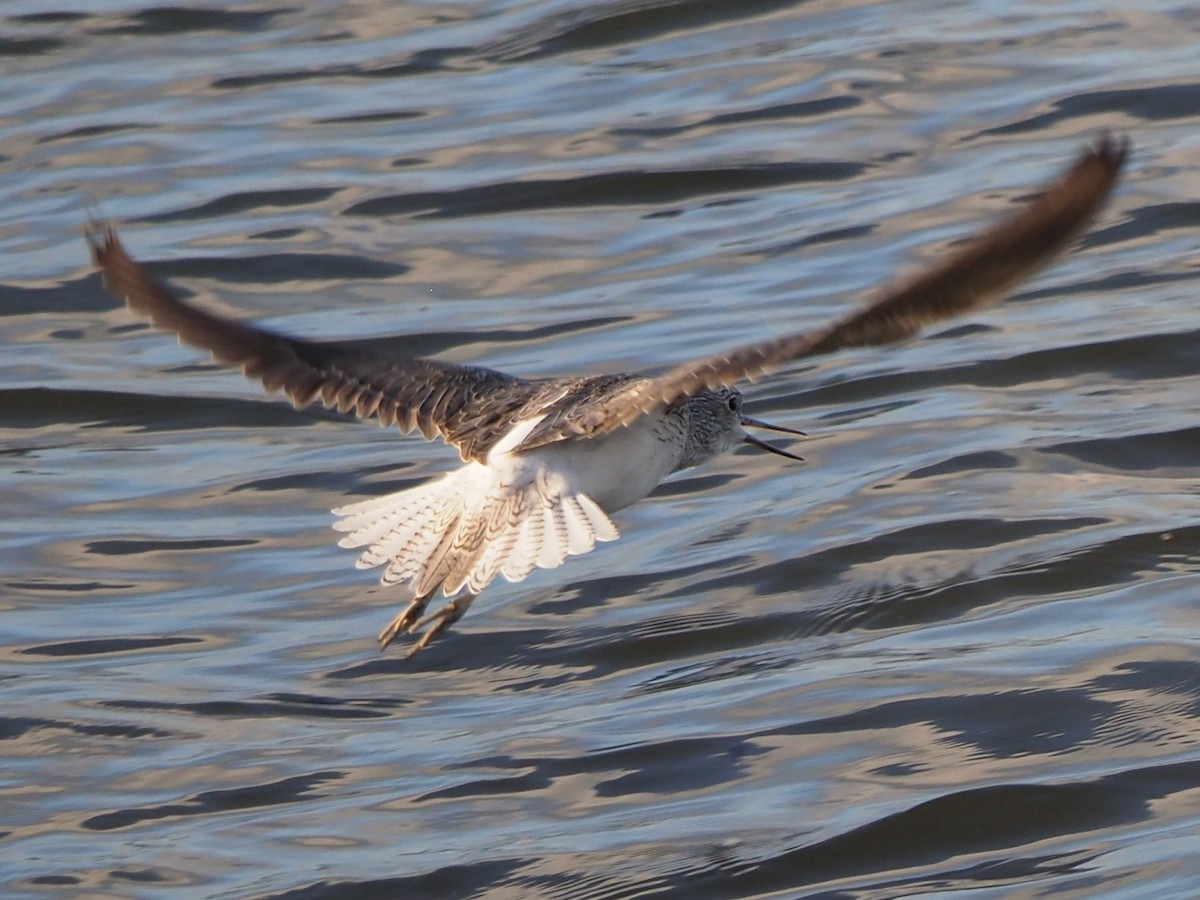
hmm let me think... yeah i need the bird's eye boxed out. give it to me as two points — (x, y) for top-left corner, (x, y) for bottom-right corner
(726, 394), (740, 412)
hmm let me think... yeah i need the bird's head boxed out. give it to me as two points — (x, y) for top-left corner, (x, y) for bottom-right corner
(677, 387), (805, 470)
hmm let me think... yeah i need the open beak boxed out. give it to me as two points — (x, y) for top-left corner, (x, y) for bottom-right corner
(740, 415), (806, 462)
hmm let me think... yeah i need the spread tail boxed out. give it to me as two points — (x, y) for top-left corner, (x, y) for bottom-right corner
(332, 463), (618, 649)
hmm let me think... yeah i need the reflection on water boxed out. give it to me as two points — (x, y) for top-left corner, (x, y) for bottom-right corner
(3, 1), (1200, 897)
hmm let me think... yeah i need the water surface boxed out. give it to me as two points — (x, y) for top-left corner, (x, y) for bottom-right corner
(4, 1), (1200, 897)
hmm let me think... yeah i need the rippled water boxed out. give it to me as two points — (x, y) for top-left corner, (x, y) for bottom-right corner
(4, 2), (1200, 897)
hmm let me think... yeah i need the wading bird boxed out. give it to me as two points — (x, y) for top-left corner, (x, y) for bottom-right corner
(87, 135), (1128, 656)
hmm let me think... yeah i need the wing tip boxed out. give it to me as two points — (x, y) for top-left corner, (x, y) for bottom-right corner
(84, 219), (118, 268)
(1090, 130), (1132, 175)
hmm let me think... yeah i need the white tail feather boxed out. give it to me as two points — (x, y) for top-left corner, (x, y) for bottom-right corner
(537, 503), (564, 570)
(561, 495), (596, 556)
(502, 503), (544, 583)
(332, 479), (444, 549)
(381, 498), (460, 585)
(577, 493), (620, 543)
(332, 462), (619, 600)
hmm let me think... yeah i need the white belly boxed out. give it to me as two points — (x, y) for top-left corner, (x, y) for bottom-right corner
(523, 418), (683, 513)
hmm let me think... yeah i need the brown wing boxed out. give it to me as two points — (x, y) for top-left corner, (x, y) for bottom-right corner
(515, 133), (1130, 451)
(85, 224), (544, 462)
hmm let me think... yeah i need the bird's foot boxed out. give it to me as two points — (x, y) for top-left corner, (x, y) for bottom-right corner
(377, 595), (430, 651)
(377, 593), (478, 656)
(403, 594), (477, 659)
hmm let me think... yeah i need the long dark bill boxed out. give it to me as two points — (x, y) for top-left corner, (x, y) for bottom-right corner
(741, 414), (805, 461)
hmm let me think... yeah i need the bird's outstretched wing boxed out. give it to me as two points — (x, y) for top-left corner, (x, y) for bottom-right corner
(86, 224), (548, 462)
(89, 135), (1128, 460)
(514, 134), (1130, 452)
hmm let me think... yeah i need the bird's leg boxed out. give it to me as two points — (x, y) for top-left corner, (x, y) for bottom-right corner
(377, 594), (432, 651)
(405, 594), (478, 659)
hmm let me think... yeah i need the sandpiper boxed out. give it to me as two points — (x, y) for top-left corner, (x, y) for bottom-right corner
(87, 135), (1128, 656)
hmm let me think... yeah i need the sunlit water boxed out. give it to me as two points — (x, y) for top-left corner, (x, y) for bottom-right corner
(4, 2), (1200, 897)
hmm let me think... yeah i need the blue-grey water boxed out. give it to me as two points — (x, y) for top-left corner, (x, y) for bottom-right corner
(4, 2), (1200, 897)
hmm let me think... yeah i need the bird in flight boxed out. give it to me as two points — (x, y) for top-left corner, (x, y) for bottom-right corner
(87, 135), (1128, 656)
